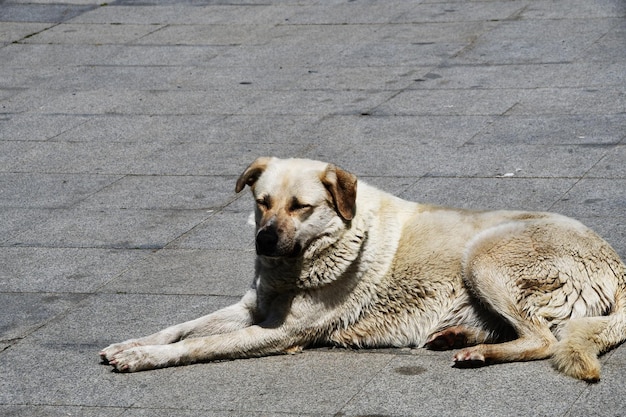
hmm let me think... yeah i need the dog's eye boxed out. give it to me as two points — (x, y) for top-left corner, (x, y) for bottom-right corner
(256, 196), (271, 209)
(290, 199), (312, 212)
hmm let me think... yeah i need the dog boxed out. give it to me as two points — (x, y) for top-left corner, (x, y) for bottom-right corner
(100, 157), (626, 381)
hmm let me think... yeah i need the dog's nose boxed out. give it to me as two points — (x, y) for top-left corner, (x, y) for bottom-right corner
(256, 227), (278, 256)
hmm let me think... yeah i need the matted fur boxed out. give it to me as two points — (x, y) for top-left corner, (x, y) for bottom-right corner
(100, 157), (626, 381)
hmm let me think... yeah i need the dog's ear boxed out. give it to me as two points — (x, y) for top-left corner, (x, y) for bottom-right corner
(236, 157), (273, 193)
(321, 164), (358, 221)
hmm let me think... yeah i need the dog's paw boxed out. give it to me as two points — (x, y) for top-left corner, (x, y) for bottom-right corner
(108, 345), (181, 372)
(453, 348), (486, 367)
(99, 340), (142, 364)
(108, 346), (163, 373)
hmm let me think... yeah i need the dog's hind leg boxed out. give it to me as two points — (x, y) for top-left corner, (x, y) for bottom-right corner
(460, 220), (626, 381)
(452, 325), (557, 366)
(454, 258), (558, 365)
(457, 227), (560, 367)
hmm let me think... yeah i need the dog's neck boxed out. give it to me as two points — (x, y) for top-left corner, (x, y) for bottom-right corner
(298, 219), (367, 289)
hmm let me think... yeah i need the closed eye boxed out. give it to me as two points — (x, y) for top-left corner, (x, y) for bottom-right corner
(290, 197), (312, 212)
(256, 195), (271, 209)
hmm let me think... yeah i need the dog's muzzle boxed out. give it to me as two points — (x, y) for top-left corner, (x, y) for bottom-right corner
(255, 223), (301, 258)
(256, 225), (279, 256)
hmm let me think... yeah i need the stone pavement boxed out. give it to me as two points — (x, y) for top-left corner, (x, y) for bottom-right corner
(1, 0), (625, 415)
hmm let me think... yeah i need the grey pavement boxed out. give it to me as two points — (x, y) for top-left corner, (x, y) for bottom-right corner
(1, 0), (625, 415)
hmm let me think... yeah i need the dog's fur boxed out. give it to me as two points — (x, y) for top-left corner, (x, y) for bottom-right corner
(100, 157), (626, 381)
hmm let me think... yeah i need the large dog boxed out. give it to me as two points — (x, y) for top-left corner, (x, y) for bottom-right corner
(100, 157), (626, 381)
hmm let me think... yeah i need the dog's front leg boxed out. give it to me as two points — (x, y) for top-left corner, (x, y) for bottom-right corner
(100, 290), (257, 363)
(108, 324), (297, 372)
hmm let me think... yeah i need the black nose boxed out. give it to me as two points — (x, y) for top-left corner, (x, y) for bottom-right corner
(256, 227), (278, 256)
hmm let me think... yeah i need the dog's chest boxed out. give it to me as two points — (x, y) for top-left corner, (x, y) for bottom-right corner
(320, 211), (482, 347)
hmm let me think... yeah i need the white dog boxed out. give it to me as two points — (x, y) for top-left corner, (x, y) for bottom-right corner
(101, 157), (626, 381)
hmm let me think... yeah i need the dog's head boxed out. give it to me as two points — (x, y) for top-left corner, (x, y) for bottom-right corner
(236, 157), (357, 258)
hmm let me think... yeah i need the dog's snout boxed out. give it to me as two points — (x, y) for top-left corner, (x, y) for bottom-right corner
(256, 226), (279, 256)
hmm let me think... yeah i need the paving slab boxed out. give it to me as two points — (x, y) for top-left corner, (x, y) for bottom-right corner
(0, 114), (90, 141)
(0, 319), (175, 408)
(128, 351), (394, 415)
(3, 140), (167, 174)
(401, 177), (577, 212)
(166, 210), (255, 251)
(474, 114), (626, 145)
(413, 62), (626, 90)
(551, 178), (626, 217)
(22, 23), (166, 45)
(586, 143), (626, 178)
(372, 88), (521, 116)
(243, 89), (396, 116)
(395, 1), (529, 23)
(103, 44), (223, 66)
(566, 361), (626, 416)
(505, 87), (626, 116)
(1, 0), (625, 416)
(521, 0), (626, 19)
(0, 172), (120, 208)
(138, 140), (308, 175)
(51, 115), (226, 143)
(0, 292), (89, 341)
(453, 18), (620, 65)
(0, 3), (97, 23)
(329, 42), (468, 68)
(0, 247), (150, 293)
(72, 3), (296, 25)
(0, 22), (52, 45)
(308, 142), (440, 177)
(287, 1), (413, 24)
(288, 66), (429, 91)
(212, 41), (349, 68)
(98, 248), (254, 296)
(424, 142), (610, 178)
(207, 115), (321, 143)
(136, 24), (274, 46)
(584, 19), (626, 62)
(339, 353), (589, 417)
(0, 208), (56, 244)
(0, 43), (122, 67)
(28, 89), (249, 115)
(0, 405), (124, 417)
(76, 175), (236, 210)
(308, 114), (495, 146)
(6, 208), (212, 249)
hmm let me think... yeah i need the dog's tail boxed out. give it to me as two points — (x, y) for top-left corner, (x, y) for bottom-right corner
(552, 281), (626, 382)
